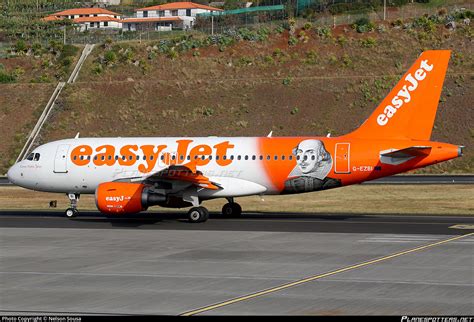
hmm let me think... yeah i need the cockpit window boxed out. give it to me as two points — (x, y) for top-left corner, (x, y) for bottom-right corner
(25, 153), (40, 161)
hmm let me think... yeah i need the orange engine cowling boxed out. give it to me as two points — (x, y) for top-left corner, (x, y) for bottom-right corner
(95, 182), (165, 215)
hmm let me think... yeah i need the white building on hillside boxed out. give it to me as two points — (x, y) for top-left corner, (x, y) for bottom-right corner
(125, 1), (222, 31)
(43, 8), (122, 31)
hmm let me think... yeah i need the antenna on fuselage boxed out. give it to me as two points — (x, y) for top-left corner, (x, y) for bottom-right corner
(267, 131), (273, 138)
(74, 132), (80, 139)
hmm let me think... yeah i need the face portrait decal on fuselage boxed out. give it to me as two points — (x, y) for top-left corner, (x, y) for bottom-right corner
(284, 139), (341, 193)
(289, 139), (332, 179)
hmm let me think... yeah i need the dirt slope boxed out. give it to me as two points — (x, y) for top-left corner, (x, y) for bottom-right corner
(1, 19), (472, 174)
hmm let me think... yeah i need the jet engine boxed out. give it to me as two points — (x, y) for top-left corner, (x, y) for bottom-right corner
(95, 182), (166, 215)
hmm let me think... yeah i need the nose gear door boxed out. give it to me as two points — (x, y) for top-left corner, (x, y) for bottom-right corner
(54, 144), (70, 173)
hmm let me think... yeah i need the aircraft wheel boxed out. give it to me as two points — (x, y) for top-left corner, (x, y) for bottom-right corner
(188, 207), (209, 223)
(65, 208), (78, 218)
(222, 202), (242, 218)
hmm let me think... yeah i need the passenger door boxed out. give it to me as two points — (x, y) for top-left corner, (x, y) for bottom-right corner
(335, 143), (350, 174)
(54, 144), (70, 173)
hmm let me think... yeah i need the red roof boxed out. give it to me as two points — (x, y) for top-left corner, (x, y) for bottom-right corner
(43, 15), (61, 21)
(136, 2), (222, 12)
(74, 16), (121, 23)
(50, 8), (120, 16)
(122, 17), (182, 23)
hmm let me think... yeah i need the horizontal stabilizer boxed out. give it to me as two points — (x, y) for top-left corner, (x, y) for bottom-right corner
(380, 146), (431, 165)
(381, 146), (432, 158)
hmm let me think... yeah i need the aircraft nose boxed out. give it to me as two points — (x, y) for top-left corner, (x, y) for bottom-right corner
(7, 164), (20, 185)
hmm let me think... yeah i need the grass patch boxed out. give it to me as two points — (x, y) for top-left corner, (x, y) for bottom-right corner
(0, 185), (472, 215)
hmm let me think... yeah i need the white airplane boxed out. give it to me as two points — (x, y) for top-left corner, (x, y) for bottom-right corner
(6, 50), (463, 222)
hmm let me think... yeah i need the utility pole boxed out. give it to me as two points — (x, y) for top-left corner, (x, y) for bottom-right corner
(63, 25), (66, 45)
(383, 0), (387, 21)
(211, 14), (214, 35)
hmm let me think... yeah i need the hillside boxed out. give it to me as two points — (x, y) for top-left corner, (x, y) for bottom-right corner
(0, 14), (473, 174)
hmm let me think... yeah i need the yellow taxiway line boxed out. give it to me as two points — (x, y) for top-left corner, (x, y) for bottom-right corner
(180, 232), (474, 316)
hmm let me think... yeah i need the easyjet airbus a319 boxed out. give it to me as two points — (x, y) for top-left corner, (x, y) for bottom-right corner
(7, 50), (464, 222)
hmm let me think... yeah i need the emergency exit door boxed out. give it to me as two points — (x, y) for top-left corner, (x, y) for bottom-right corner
(335, 143), (350, 174)
(54, 144), (70, 173)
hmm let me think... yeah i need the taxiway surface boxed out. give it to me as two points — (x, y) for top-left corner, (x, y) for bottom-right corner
(1, 212), (473, 315)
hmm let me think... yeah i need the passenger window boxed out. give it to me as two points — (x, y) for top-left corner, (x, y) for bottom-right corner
(108, 155), (113, 160)
(209, 155), (213, 160)
(223, 156), (227, 160)
(274, 155), (278, 160)
(230, 155), (234, 160)
(282, 155), (285, 161)
(150, 155), (154, 160)
(129, 155), (133, 160)
(102, 156), (106, 161)
(94, 156), (98, 161)
(216, 155), (220, 160)
(136, 155), (140, 160)
(237, 155), (241, 160)
(259, 155), (263, 160)
(266, 155), (270, 160)
(187, 155), (190, 160)
(252, 155), (256, 160)
(160, 155), (165, 161)
(289, 155), (293, 160)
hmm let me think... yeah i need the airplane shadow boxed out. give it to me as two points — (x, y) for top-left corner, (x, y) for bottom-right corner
(0, 209), (367, 226)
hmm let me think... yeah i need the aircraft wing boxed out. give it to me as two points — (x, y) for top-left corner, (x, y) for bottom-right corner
(145, 164), (222, 190)
(379, 146), (432, 165)
(116, 162), (222, 191)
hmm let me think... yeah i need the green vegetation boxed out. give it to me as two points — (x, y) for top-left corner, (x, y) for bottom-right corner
(360, 37), (377, 48)
(290, 107), (299, 115)
(2, 40), (79, 83)
(353, 17), (376, 33)
(0, 8), (472, 174)
(0, 70), (16, 83)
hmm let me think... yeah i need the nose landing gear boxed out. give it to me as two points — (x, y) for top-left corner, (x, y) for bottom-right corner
(65, 193), (80, 218)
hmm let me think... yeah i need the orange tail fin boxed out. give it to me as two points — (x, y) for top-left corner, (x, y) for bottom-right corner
(347, 50), (451, 140)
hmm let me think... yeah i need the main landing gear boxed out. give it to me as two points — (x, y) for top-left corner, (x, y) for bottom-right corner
(186, 198), (242, 223)
(221, 198), (242, 218)
(65, 193), (80, 218)
(187, 207), (209, 223)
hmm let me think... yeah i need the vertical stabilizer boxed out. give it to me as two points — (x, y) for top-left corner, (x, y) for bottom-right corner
(348, 50), (451, 140)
